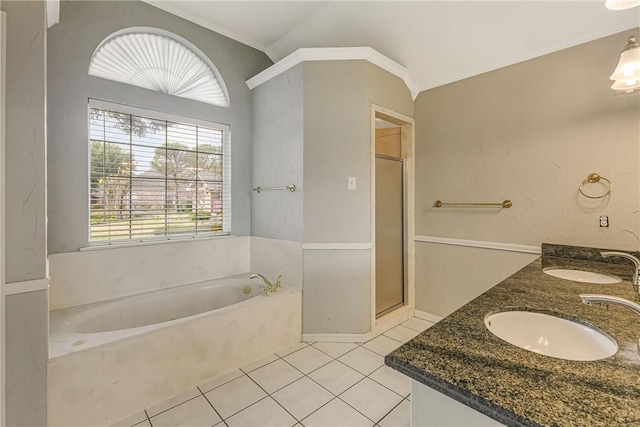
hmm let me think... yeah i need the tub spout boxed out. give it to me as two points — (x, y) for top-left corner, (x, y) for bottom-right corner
(250, 273), (282, 296)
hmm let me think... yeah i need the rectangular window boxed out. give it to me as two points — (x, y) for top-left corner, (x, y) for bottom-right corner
(89, 103), (230, 244)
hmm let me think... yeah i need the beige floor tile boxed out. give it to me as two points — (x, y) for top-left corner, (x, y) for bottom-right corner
(150, 395), (221, 427)
(308, 360), (364, 395)
(199, 369), (244, 393)
(226, 397), (297, 427)
(401, 317), (435, 332)
(339, 378), (404, 423)
(248, 359), (304, 393)
(146, 388), (201, 417)
(205, 375), (267, 419)
(362, 335), (401, 356)
(133, 421), (151, 427)
(337, 347), (384, 376)
(312, 342), (359, 358)
(275, 341), (309, 357)
(378, 399), (410, 427)
(283, 345), (332, 374)
(240, 353), (279, 373)
(272, 377), (333, 420)
(383, 325), (421, 343)
(302, 398), (373, 427)
(369, 365), (411, 397)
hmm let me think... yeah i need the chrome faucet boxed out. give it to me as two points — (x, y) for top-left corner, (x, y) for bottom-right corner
(601, 251), (640, 296)
(250, 273), (282, 296)
(580, 294), (640, 316)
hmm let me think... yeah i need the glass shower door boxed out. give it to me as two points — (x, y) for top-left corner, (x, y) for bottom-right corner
(375, 155), (405, 317)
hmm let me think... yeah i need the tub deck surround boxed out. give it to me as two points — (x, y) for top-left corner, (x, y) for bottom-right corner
(49, 274), (268, 358)
(48, 275), (302, 426)
(386, 256), (640, 427)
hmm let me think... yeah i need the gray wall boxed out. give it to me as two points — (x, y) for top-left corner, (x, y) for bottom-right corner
(414, 29), (640, 317)
(302, 61), (413, 334)
(0, 1), (49, 425)
(47, 0), (273, 253)
(2, 1), (47, 283)
(251, 64), (304, 241)
(250, 60), (413, 334)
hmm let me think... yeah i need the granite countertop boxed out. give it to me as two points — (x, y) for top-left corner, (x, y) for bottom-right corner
(386, 252), (640, 427)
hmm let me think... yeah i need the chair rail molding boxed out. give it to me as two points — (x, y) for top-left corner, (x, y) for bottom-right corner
(414, 235), (541, 255)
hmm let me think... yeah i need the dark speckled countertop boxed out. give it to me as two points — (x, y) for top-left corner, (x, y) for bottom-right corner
(386, 250), (640, 427)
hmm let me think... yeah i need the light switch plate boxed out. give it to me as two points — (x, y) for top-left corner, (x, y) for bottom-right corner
(348, 176), (356, 190)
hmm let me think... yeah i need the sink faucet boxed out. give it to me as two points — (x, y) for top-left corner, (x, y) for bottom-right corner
(580, 294), (640, 316)
(250, 273), (282, 296)
(601, 251), (640, 296)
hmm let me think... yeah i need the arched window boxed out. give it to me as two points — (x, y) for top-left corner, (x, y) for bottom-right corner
(87, 28), (231, 245)
(89, 28), (230, 107)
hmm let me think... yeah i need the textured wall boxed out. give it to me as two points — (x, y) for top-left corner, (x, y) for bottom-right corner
(47, 0), (273, 253)
(49, 236), (251, 309)
(0, 1), (48, 425)
(414, 29), (640, 317)
(302, 61), (413, 334)
(251, 64), (304, 241)
(1, 0), (46, 283)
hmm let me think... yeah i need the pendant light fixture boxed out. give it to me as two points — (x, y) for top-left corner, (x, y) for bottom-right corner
(605, 0), (640, 10)
(610, 36), (640, 95)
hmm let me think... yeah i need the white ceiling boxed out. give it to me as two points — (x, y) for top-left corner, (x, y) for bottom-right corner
(145, 1), (639, 93)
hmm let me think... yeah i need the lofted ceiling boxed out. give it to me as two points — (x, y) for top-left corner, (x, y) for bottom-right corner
(144, 1), (639, 94)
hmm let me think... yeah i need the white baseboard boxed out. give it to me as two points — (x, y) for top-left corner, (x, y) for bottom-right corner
(374, 306), (414, 337)
(414, 310), (444, 323)
(302, 332), (373, 343)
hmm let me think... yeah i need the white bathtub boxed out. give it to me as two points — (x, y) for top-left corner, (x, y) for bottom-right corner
(48, 274), (302, 426)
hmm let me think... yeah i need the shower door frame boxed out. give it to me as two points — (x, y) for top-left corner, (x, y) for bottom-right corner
(370, 105), (415, 337)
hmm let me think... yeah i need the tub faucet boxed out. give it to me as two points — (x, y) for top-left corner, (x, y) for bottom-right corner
(250, 273), (281, 297)
(580, 294), (640, 316)
(601, 251), (640, 297)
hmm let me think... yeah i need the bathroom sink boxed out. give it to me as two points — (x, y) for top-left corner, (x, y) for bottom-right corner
(543, 268), (621, 284)
(484, 310), (618, 361)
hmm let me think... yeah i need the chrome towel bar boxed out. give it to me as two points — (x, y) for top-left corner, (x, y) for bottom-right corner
(253, 184), (296, 194)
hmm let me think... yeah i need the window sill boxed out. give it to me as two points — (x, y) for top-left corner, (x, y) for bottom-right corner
(79, 233), (237, 252)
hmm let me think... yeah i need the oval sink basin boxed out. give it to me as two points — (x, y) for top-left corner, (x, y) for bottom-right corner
(543, 268), (621, 284)
(484, 310), (618, 361)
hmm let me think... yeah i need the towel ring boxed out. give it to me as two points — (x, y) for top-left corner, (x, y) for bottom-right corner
(578, 173), (612, 199)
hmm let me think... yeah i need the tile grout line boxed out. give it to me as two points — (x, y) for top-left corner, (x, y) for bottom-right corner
(324, 352), (409, 422)
(242, 370), (303, 424)
(129, 321), (425, 427)
(274, 344), (394, 424)
(144, 392), (201, 420)
(374, 394), (407, 426)
(198, 386), (228, 427)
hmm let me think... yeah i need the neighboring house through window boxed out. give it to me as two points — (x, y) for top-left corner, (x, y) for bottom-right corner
(87, 28), (230, 245)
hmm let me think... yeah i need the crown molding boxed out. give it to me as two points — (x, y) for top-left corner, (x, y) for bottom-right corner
(47, 0), (60, 28)
(246, 47), (419, 100)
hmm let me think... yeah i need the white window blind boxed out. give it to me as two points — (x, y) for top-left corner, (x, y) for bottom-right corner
(89, 30), (230, 108)
(89, 105), (230, 244)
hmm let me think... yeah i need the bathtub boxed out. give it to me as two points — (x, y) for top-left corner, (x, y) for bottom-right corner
(48, 274), (302, 426)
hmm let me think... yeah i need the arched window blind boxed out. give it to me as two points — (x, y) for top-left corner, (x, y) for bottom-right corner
(89, 29), (230, 107)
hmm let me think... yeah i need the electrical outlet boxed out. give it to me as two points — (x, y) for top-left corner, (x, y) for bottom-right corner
(599, 215), (609, 228)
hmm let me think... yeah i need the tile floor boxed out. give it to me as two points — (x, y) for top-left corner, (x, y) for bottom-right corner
(111, 317), (435, 427)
